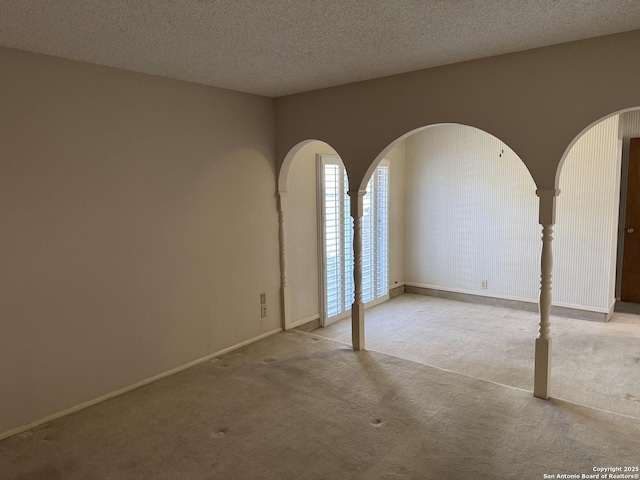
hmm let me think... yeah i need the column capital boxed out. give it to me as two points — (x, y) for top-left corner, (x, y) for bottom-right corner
(347, 189), (366, 219)
(347, 189), (367, 198)
(536, 189), (560, 225)
(535, 189), (561, 198)
(277, 191), (288, 211)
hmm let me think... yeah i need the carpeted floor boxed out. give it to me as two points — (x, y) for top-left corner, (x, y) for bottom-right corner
(0, 329), (638, 479)
(315, 293), (640, 419)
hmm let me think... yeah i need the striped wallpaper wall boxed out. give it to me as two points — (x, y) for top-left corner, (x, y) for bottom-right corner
(404, 125), (541, 302)
(405, 118), (622, 312)
(556, 115), (621, 311)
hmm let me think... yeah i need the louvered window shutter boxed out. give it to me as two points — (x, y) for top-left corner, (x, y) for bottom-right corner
(319, 155), (389, 325)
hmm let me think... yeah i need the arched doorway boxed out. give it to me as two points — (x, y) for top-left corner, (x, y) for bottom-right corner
(316, 123), (547, 390)
(277, 140), (342, 331)
(277, 139), (399, 335)
(555, 107), (640, 313)
(550, 108), (640, 417)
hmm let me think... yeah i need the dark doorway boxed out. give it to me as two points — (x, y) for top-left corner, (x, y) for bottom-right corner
(620, 138), (640, 302)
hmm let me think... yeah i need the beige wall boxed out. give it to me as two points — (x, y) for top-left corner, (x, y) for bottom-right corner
(275, 30), (640, 192)
(0, 47), (279, 436)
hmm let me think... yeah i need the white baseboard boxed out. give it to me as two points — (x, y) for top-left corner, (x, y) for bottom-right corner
(404, 282), (610, 314)
(389, 283), (406, 298)
(552, 301), (609, 314)
(406, 282), (611, 322)
(405, 282), (535, 304)
(0, 328), (282, 441)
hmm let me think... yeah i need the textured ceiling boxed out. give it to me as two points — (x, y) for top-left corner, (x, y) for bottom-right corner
(2, 1), (640, 97)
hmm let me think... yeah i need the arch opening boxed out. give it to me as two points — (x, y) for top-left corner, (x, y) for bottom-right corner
(358, 122), (534, 191)
(315, 122), (545, 389)
(555, 107), (640, 315)
(278, 139), (393, 332)
(360, 122), (540, 306)
(545, 107), (640, 417)
(279, 140), (344, 331)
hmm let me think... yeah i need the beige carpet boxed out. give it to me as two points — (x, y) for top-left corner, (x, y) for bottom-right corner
(1, 330), (638, 479)
(316, 293), (640, 419)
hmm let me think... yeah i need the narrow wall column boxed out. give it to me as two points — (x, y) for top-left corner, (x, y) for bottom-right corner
(534, 189), (560, 399)
(277, 192), (292, 330)
(348, 190), (366, 350)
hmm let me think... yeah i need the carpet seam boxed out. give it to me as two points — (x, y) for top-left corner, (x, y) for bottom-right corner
(289, 329), (640, 421)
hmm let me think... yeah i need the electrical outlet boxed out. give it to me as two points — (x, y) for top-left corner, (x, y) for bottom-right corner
(260, 292), (266, 305)
(481, 280), (488, 289)
(260, 305), (267, 318)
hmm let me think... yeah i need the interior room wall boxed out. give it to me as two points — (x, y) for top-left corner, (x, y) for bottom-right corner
(0, 47), (279, 437)
(403, 120), (622, 313)
(285, 142), (405, 325)
(403, 125), (541, 301)
(556, 115), (622, 312)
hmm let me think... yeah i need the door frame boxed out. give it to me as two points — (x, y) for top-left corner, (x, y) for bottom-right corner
(617, 137), (640, 302)
(316, 154), (352, 327)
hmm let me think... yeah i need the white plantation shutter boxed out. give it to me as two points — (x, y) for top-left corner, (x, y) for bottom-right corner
(343, 173), (354, 310)
(375, 163), (389, 298)
(362, 185), (375, 303)
(319, 155), (389, 325)
(362, 160), (389, 304)
(322, 161), (344, 318)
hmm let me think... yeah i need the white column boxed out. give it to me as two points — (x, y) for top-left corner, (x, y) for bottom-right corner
(534, 189), (560, 399)
(348, 190), (366, 351)
(278, 192), (292, 330)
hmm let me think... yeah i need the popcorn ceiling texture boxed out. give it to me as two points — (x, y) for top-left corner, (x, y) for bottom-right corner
(1, 0), (640, 96)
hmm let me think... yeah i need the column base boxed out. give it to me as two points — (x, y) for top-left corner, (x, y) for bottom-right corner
(351, 302), (365, 351)
(281, 285), (291, 330)
(534, 337), (551, 399)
